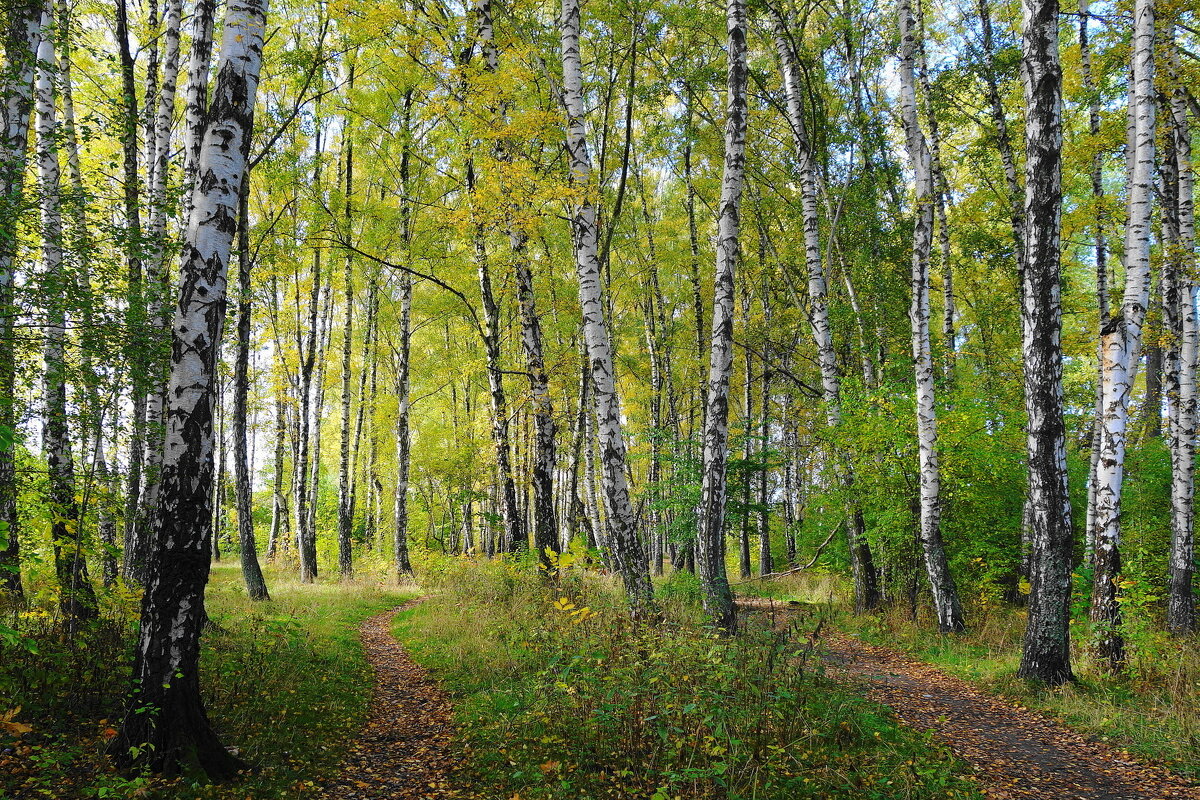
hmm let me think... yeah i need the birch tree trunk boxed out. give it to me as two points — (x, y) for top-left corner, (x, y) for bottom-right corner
(899, 0), (965, 634)
(1017, 0), (1074, 685)
(361, 282), (380, 552)
(738, 297), (753, 581)
(234, 175), (268, 601)
(1079, 0), (1108, 561)
(463, 0), (524, 556)
(349, 278), (376, 553)
(770, 2), (880, 611)
(393, 92), (416, 580)
(110, 0), (266, 776)
(0, 0), (40, 599)
(213, 380), (225, 561)
(684, 108), (707, 434)
(115, 0), (147, 583)
(515, 252), (557, 565)
(1090, 0), (1155, 672)
(337, 131), (356, 577)
(914, 0), (954, 363)
(393, 273), (414, 579)
(36, 11), (97, 621)
(976, 0), (1024, 271)
(180, 0), (215, 229)
(473, 0), (556, 563)
(267, 390), (287, 560)
(1166, 39), (1196, 634)
(694, 0), (747, 630)
(561, 0), (653, 612)
(294, 120), (324, 583)
(639, 184), (670, 574)
(133, 0), (186, 583)
(306, 278), (333, 558)
(96, 439), (119, 588)
(758, 341), (772, 577)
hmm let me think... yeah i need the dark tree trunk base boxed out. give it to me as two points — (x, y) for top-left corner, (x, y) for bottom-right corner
(109, 684), (249, 781)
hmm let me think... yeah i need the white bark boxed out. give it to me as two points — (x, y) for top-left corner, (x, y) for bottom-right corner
(337, 135), (356, 577)
(1079, 0), (1107, 563)
(0, 0), (41, 598)
(561, 0), (652, 611)
(393, 273), (414, 579)
(694, 0), (748, 630)
(1166, 39), (1196, 634)
(36, 8), (96, 620)
(115, 0), (266, 775)
(899, 0), (964, 634)
(181, 0), (215, 229)
(135, 0), (185, 580)
(1091, 0), (1155, 670)
(770, 2), (879, 611)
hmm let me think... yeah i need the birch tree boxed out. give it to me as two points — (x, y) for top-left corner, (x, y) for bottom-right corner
(466, 0), (523, 556)
(0, 0), (41, 599)
(1079, 0), (1108, 560)
(694, 0), (748, 630)
(561, 0), (653, 612)
(337, 125), (356, 577)
(898, 0), (964, 633)
(36, 5), (96, 622)
(234, 175), (268, 601)
(110, 0), (267, 774)
(392, 87), (416, 581)
(115, 0), (146, 582)
(769, 1), (880, 611)
(1017, 0), (1073, 685)
(1165, 38), (1196, 635)
(130, 0), (185, 585)
(1090, 0), (1156, 671)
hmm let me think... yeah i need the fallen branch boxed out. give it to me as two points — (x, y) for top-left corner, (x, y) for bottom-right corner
(731, 520), (842, 586)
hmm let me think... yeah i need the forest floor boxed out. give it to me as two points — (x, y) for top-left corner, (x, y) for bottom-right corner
(737, 598), (1200, 800)
(321, 599), (457, 800)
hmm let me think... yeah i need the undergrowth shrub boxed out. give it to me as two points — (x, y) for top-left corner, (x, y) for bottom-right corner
(401, 558), (982, 799)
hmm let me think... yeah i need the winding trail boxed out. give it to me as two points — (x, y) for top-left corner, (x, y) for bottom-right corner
(824, 630), (1200, 800)
(327, 596), (1200, 799)
(322, 600), (457, 800)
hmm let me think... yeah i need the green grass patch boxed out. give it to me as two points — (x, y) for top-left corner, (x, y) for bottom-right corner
(397, 557), (983, 800)
(0, 563), (414, 799)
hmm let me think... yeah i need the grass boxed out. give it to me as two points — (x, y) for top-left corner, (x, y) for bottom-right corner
(395, 556), (984, 800)
(0, 562), (414, 799)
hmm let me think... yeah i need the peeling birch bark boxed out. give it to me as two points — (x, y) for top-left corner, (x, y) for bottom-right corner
(1165, 38), (1196, 634)
(111, 0), (267, 775)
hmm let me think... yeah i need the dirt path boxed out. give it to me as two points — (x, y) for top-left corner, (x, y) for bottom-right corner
(322, 600), (457, 800)
(823, 631), (1200, 800)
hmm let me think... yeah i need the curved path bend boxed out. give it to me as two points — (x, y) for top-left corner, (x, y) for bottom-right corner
(824, 628), (1200, 800)
(323, 600), (458, 800)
